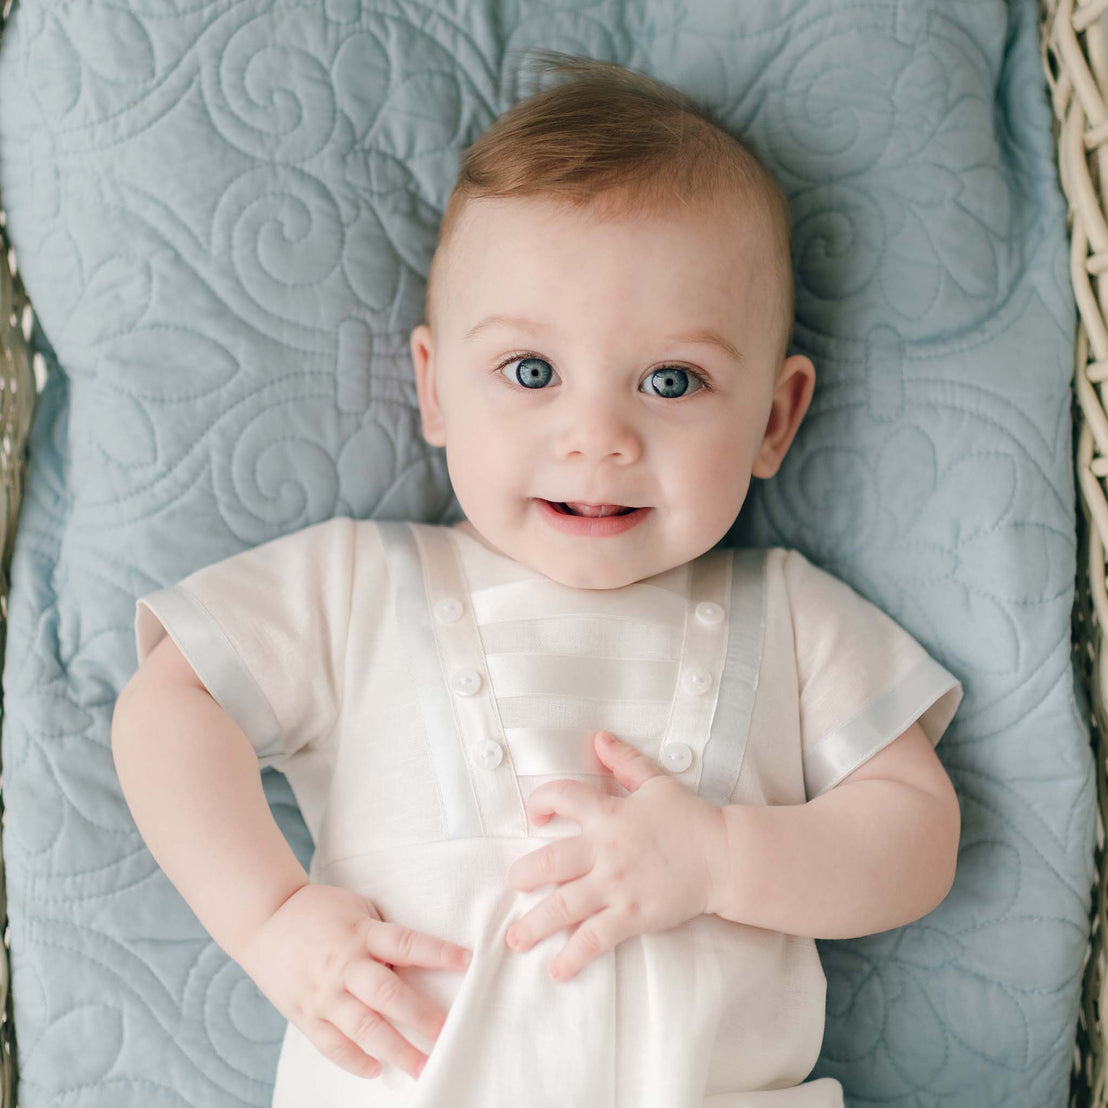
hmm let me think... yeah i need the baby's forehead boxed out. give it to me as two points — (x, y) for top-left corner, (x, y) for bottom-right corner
(429, 191), (790, 355)
(446, 192), (777, 273)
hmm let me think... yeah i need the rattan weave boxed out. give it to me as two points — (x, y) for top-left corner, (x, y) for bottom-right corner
(0, 3), (1100, 1107)
(0, 4), (33, 1103)
(1042, 2), (1108, 1104)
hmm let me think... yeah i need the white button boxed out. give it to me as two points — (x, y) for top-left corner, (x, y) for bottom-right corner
(473, 738), (504, 769)
(661, 742), (693, 772)
(682, 666), (712, 695)
(451, 668), (482, 696)
(695, 601), (724, 625)
(434, 597), (464, 624)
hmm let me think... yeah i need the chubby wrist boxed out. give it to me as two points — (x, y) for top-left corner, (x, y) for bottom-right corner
(708, 802), (786, 926)
(223, 873), (311, 967)
(704, 802), (747, 921)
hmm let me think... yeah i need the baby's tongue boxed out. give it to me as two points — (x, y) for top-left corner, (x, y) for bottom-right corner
(565, 503), (625, 517)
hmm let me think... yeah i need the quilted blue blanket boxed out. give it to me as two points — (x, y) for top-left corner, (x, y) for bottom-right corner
(0, 0), (1092, 1105)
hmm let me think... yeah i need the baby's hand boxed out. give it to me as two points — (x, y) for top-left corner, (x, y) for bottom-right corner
(234, 883), (472, 1081)
(505, 731), (729, 982)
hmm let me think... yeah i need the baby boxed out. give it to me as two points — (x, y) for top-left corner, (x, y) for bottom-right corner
(111, 53), (963, 1108)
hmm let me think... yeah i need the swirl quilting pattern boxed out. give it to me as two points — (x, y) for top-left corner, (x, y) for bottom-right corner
(0, 0), (1092, 1104)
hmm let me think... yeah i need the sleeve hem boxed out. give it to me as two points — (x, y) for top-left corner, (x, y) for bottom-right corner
(802, 655), (963, 799)
(135, 586), (284, 765)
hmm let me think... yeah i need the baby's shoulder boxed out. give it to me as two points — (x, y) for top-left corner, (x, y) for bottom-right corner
(714, 544), (798, 578)
(720, 546), (859, 614)
(733, 544), (834, 581)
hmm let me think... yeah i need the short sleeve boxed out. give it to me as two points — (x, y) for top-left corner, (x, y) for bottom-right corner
(133, 517), (358, 771)
(783, 549), (964, 800)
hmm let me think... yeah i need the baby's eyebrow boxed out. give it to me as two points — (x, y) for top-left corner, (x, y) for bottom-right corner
(667, 327), (743, 364)
(464, 314), (549, 342)
(463, 315), (742, 363)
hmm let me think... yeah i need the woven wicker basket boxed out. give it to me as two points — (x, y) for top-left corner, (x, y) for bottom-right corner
(0, 255), (21, 1108)
(0, 7), (35, 1105)
(0, 2), (1102, 1106)
(1043, 1), (1108, 1104)
(0, 0), (34, 1098)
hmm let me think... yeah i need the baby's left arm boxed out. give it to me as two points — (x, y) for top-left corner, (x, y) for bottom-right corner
(713, 720), (960, 939)
(505, 723), (959, 982)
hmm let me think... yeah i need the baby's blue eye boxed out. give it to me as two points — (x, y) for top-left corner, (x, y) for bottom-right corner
(500, 356), (704, 398)
(643, 367), (699, 399)
(505, 356), (555, 389)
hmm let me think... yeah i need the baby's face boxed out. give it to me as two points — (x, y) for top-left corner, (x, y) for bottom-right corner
(411, 195), (813, 589)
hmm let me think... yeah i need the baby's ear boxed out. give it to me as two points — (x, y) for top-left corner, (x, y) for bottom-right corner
(752, 354), (816, 479)
(410, 324), (447, 447)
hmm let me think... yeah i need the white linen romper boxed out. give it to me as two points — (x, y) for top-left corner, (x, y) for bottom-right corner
(134, 516), (963, 1108)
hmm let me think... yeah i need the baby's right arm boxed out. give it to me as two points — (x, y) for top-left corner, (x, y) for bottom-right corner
(111, 635), (472, 1081)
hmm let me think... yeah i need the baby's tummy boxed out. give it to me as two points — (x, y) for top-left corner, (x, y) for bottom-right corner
(276, 839), (838, 1108)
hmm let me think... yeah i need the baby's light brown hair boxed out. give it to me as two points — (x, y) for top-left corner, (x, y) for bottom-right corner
(424, 51), (795, 369)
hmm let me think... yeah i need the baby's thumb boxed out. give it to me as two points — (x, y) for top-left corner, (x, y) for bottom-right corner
(593, 731), (663, 792)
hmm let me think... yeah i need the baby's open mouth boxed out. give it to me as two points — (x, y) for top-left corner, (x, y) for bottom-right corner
(546, 500), (637, 517)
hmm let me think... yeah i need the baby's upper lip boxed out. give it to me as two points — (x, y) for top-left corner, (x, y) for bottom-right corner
(542, 497), (645, 508)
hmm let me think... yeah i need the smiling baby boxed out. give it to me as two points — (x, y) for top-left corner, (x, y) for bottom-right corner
(112, 51), (963, 1108)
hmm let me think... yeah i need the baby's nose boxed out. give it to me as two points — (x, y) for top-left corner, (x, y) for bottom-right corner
(554, 406), (643, 463)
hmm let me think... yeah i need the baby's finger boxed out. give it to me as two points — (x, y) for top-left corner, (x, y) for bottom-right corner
(526, 778), (608, 828)
(345, 957), (449, 1044)
(328, 989), (428, 1081)
(507, 879), (602, 953)
(549, 906), (626, 983)
(507, 834), (592, 892)
(303, 1014), (383, 1080)
(366, 920), (472, 972)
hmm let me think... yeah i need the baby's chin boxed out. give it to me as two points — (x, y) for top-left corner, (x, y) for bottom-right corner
(539, 566), (641, 590)
(524, 548), (663, 591)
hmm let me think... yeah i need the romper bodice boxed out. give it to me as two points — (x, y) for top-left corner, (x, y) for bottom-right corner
(369, 519), (764, 844)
